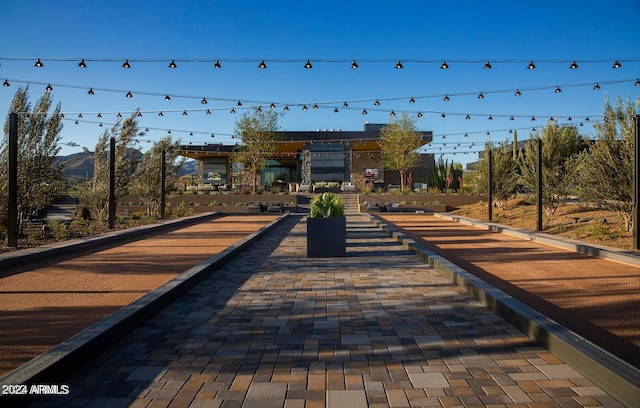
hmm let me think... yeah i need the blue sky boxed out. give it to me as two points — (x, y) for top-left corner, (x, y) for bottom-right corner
(1, 0), (639, 166)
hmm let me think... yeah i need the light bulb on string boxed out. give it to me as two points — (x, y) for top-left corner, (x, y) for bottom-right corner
(214, 60), (222, 68)
(78, 59), (87, 68)
(126, 91), (133, 98)
(612, 60), (622, 68)
(88, 88), (94, 95)
(593, 83), (600, 90)
(515, 89), (521, 96)
(395, 60), (403, 69)
(351, 60), (358, 69)
(440, 61), (448, 69)
(570, 61), (578, 69)
(443, 95), (449, 101)
(527, 61), (536, 69)
(34, 58), (43, 67)
(201, 97), (208, 104)
(168, 59), (177, 68)
(165, 95), (171, 101)
(3, 79), (9, 87)
(122, 59), (131, 68)
(483, 60), (492, 69)
(258, 60), (267, 69)
(304, 60), (313, 69)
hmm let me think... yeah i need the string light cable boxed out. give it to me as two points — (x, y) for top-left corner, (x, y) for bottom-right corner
(2, 56), (639, 69)
(4, 78), (640, 110)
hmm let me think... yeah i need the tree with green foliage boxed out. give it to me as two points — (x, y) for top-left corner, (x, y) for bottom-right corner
(476, 141), (519, 210)
(379, 113), (424, 192)
(82, 112), (141, 222)
(0, 86), (64, 232)
(130, 135), (185, 217)
(232, 107), (282, 193)
(518, 122), (588, 216)
(575, 96), (638, 231)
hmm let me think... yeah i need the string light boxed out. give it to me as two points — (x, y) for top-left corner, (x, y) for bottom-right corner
(122, 59), (131, 68)
(515, 89), (521, 96)
(443, 95), (449, 101)
(304, 60), (313, 69)
(570, 61), (578, 69)
(395, 60), (403, 69)
(440, 61), (448, 69)
(483, 60), (492, 69)
(165, 95), (171, 101)
(126, 91), (133, 98)
(201, 97), (208, 104)
(88, 88), (94, 95)
(78, 59), (87, 68)
(555, 86), (562, 93)
(3, 79), (9, 87)
(34, 58), (43, 67)
(214, 60), (222, 68)
(527, 61), (536, 69)
(258, 60), (267, 69)
(593, 83), (600, 90)
(351, 60), (358, 69)
(168, 59), (177, 68)
(612, 60), (622, 68)
(45, 84), (53, 92)
(477, 92), (484, 99)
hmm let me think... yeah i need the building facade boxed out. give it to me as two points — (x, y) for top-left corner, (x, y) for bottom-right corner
(179, 123), (434, 190)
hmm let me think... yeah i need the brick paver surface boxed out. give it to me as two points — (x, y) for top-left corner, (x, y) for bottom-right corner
(0, 215), (277, 377)
(378, 213), (640, 369)
(33, 215), (622, 407)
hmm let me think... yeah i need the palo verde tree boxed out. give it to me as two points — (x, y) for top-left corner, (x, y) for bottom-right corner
(232, 106), (282, 193)
(476, 141), (519, 210)
(0, 86), (64, 232)
(518, 121), (588, 216)
(575, 95), (638, 231)
(82, 111), (141, 222)
(378, 113), (424, 192)
(130, 136), (185, 217)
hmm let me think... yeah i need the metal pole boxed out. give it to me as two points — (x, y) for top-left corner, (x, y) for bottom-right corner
(634, 115), (640, 250)
(160, 149), (166, 220)
(536, 138), (543, 231)
(7, 112), (18, 247)
(108, 137), (116, 229)
(487, 149), (493, 221)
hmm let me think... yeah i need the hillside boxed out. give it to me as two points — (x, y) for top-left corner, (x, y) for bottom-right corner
(56, 152), (197, 179)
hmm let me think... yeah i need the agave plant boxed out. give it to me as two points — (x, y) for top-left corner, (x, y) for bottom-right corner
(309, 192), (344, 218)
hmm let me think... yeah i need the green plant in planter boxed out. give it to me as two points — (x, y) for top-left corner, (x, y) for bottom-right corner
(310, 193), (344, 218)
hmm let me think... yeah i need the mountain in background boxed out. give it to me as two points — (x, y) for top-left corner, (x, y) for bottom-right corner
(56, 152), (197, 179)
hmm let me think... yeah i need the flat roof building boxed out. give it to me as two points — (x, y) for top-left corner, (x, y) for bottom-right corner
(179, 123), (433, 190)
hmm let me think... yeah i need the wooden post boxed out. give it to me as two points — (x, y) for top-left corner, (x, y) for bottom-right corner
(634, 115), (640, 249)
(487, 149), (493, 221)
(536, 138), (543, 231)
(7, 112), (18, 247)
(160, 149), (166, 220)
(108, 137), (116, 229)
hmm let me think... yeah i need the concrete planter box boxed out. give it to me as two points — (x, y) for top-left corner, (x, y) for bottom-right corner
(306, 217), (346, 257)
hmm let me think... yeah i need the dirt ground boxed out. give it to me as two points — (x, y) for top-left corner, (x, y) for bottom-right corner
(0, 215), (277, 377)
(378, 213), (640, 369)
(451, 198), (634, 250)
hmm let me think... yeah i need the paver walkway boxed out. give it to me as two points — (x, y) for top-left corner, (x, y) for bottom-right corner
(0, 215), (277, 377)
(33, 214), (622, 407)
(377, 214), (640, 369)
